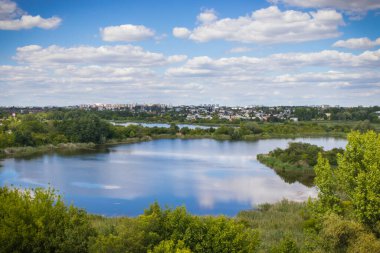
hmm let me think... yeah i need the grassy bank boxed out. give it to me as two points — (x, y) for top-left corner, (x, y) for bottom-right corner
(0, 142), (97, 159)
(238, 200), (308, 253)
(243, 132), (347, 141)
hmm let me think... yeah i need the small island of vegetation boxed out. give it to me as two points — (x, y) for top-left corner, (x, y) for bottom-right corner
(257, 142), (344, 186)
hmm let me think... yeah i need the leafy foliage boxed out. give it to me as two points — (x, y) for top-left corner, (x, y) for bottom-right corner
(0, 186), (260, 253)
(0, 187), (94, 253)
(90, 202), (260, 253)
(313, 131), (380, 228)
(307, 131), (380, 252)
(313, 213), (380, 253)
(257, 142), (343, 186)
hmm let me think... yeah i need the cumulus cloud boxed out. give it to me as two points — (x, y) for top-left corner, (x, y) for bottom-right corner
(0, 0), (61, 30)
(100, 24), (155, 42)
(269, 0), (380, 18)
(0, 44), (193, 105)
(161, 49), (380, 105)
(333, 37), (380, 50)
(172, 27), (191, 39)
(166, 49), (380, 78)
(173, 6), (344, 44)
(197, 9), (217, 24)
(14, 44), (186, 67)
(273, 71), (380, 86)
(2, 44), (380, 106)
(167, 54), (188, 63)
(0, 0), (20, 19)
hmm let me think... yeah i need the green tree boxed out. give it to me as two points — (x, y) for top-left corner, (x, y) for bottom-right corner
(0, 187), (94, 253)
(57, 114), (111, 143)
(314, 154), (341, 214)
(149, 240), (191, 253)
(336, 131), (380, 228)
(270, 235), (299, 253)
(314, 131), (380, 229)
(318, 213), (380, 253)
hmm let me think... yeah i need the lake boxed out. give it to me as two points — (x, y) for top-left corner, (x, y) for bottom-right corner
(113, 122), (215, 129)
(0, 138), (347, 216)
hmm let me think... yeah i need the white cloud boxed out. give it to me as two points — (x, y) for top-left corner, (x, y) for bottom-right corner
(174, 6), (344, 44)
(0, 0), (20, 19)
(2, 44), (380, 106)
(0, 0), (61, 30)
(161, 49), (380, 104)
(166, 49), (380, 78)
(0, 15), (61, 30)
(274, 71), (380, 86)
(197, 9), (217, 24)
(100, 24), (155, 42)
(228, 47), (252, 53)
(172, 27), (191, 39)
(269, 0), (380, 17)
(14, 44), (186, 67)
(167, 54), (188, 63)
(333, 37), (380, 50)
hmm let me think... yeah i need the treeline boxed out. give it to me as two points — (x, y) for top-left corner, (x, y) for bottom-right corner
(0, 110), (376, 151)
(283, 106), (380, 122)
(1, 131), (380, 252)
(0, 112), (113, 148)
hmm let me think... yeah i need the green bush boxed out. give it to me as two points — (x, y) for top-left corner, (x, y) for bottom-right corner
(0, 187), (94, 253)
(89, 203), (260, 253)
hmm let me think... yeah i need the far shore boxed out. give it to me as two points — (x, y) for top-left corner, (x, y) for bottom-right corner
(0, 132), (347, 160)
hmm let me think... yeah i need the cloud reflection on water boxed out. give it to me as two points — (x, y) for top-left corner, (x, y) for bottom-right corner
(0, 138), (345, 215)
(194, 174), (316, 209)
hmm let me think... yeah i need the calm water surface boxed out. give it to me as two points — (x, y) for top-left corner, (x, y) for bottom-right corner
(0, 138), (347, 216)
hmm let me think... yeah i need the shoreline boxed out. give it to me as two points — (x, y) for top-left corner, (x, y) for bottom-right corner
(0, 143), (97, 159)
(0, 133), (346, 160)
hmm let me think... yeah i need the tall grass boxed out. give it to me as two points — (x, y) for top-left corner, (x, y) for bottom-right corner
(237, 200), (308, 252)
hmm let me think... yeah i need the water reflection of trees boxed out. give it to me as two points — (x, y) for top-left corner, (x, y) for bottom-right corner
(13, 146), (111, 161)
(273, 169), (315, 187)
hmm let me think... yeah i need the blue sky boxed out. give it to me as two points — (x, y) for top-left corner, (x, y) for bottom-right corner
(1, 0), (380, 106)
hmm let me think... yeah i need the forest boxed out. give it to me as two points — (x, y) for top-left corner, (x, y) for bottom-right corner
(0, 110), (375, 157)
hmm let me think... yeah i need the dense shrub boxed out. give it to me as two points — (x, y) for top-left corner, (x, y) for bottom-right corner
(0, 187), (94, 253)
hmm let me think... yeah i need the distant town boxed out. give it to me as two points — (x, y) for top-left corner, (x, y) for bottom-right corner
(1, 104), (380, 123)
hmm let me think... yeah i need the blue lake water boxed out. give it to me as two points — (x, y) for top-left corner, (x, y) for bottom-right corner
(0, 138), (347, 216)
